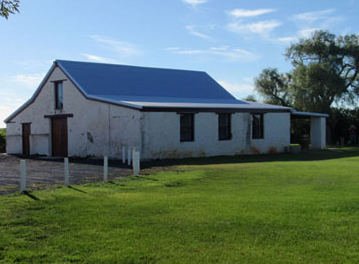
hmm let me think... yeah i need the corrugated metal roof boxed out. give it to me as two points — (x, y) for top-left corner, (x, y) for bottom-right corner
(57, 60), (236, 100)
(56, 60), (290, 111)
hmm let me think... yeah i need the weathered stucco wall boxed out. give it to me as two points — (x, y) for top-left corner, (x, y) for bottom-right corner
(250, 112), (291, 154)
(141, 112), (290, 159)
(5, 134), (22, 154)
(6, 67), (141, 157)
(310, 117), (326, 149)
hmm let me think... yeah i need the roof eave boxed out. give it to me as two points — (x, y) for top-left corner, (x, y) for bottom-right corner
(140, 106), (292, 113)
(291, 110), (329, 118)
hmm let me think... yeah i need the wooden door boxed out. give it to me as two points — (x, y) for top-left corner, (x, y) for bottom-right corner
(51, 117), (68, 157)
(22, 123), (31, 156)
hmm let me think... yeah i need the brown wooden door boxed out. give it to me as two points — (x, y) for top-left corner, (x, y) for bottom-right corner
(51, 117), (68, 157)
(22, 123), (31, 156)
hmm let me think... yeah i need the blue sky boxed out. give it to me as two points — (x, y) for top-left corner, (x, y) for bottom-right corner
(1, 0), (358, 127)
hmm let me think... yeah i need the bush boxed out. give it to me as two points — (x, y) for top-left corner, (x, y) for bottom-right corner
(0, 128), (6, 153)
(331, 108), (359, 145)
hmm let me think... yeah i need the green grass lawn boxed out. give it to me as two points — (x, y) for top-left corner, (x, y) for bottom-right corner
(1, 149), (359, 263)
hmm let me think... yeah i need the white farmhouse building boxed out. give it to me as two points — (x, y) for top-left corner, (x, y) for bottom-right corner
(5, 60), (328, 160)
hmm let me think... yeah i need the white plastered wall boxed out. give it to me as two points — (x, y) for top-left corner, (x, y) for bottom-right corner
(250, 112), (291, 153)
(6, 66), (142, 157)
(141, 111), (291, 159)
(310, 117), (326, 149)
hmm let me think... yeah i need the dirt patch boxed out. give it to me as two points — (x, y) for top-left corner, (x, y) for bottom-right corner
(0, 154), (132, 195)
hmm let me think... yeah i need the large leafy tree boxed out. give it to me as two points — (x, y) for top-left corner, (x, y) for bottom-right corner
(1, 0), (20, 19)
(287, 31), (359, 113)
(255, 30), (359, 114)
(254, 68), (293, 107)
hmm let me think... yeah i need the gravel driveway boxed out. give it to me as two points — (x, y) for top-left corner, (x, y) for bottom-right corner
(0, 154), (132, 195)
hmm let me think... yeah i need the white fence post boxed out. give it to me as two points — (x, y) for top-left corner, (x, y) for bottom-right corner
(103, 156), (108, 182)
(132, 150), (140, 176)
(122, 146), (126, 164)
(20, 160), (27, 192)
(128, 147), (132, 165)
(64, 158), (70, 186)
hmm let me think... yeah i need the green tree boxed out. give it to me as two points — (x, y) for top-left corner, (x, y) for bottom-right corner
(287, 30), (359, 113)
(254, 68), (293, 107)
(1, 0), (20, 19)
(255, 31), (359, 114)
(242, 94), (257, 102)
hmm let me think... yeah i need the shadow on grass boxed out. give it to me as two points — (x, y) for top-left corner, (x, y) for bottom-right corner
(22, 191), (40, 200)
(12, 148), (359, 170)
(108, 180), (117, 185)
(68, 185), (87, 194)
(140, 148), (359, 169)
(107, 181), (126, 186)
(135, 176), (159, 181)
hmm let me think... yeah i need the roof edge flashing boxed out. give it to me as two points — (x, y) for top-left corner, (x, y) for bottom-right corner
(291, 110), (329, 118)
(55, 59), (207, 74)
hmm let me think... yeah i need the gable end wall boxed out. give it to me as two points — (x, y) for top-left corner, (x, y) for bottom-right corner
(6, 66), (142, 157)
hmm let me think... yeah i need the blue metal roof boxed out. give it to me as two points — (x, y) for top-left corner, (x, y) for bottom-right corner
(56, 60), (237, 101)
(4, 60), (293, 123)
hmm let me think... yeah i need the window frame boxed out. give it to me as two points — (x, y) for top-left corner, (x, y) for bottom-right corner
(180, 113), (194, 142)
(218, 113), (232, 141)
(252, 113), (264, 139)
(54, 81), (63, 110)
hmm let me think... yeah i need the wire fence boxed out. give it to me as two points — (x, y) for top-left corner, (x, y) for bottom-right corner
(0, 149), (140, 195)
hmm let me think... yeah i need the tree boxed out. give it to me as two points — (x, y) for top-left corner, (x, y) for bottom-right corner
(287, 30), (359, 113)
(242, 94), (257, 102)
(1, 0), (20, 19)
(255, 31), (359, 114)
(254, 68), (293, 107)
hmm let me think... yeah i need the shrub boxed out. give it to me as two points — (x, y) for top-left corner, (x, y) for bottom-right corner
(0, 128), (6, 153)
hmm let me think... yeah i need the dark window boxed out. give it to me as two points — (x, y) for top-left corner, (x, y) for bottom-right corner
(180, 113), (194, 142)
(55, 82), (63, 109)
(218, 113), (231, 140)
(252, 113), (264, 139)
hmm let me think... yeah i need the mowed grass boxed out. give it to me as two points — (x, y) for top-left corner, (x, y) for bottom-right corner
(1, 149), (359, 263)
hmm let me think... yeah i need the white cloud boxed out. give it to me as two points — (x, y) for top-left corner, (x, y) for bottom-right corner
(291, 9), (344, 31)
(243, 77), (254, 83)
(276, 36), (298, 44)
(83, 54), (121, 64)
(275, 9), (345, 45)
(185, 25), (213, 40)
(298, 28), (320, 38)
(182, 0), (207, 7)
(227, 20), (282, 37)
(167, 46), (258, 61)
(218, 80), (255, 97)
(292, 9), (335, 23)
(275, 28), (321, 45)
(228, 8), (276, 18)
(0, 105), (16, 128)
(0, 91), (27, 128)
(90, 35), (142, 58)
(210, 46), (229, 51)
(8, 73), (45, 88)
(165, 47), (180, 51)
